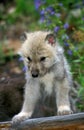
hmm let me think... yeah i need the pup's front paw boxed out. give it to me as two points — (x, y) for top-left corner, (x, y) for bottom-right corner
(57, 105), (73, 116)
(12, 112), (32, 124)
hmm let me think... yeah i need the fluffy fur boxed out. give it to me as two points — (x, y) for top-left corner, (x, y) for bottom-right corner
(12, 31), (73, 123)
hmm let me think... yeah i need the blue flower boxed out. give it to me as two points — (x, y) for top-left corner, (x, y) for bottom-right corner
(46, 6), (55, 15)
(82, 17), (84, 20)
(67, 50), (72, 56)
(18, 57), (24, 61)
(55, 13), (61, 17)
(58, 3), (63, 6)
(39, 16), (45, 23)
(65, 35), (69, 40)
(34, 0), (41, 10)
(64, 42), (69, 47)
(34, 0), (46, 10)
(54, 26), (60, 33)
(22, 66), (28, 72)
(40, 9), (45, 15)
(64, 23), (69, 29)
(51, 11), (55, 15)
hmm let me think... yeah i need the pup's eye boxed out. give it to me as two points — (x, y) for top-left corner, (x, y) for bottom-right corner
(40, 57), (46, 62)
(27, 57), (32, 62)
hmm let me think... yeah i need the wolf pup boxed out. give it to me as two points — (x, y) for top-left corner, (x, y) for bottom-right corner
(12, 31), (73, 123)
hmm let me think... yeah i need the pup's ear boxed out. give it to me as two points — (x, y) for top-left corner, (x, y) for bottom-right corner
(20, 32), (27, 43)
(45, 33), (56, 45)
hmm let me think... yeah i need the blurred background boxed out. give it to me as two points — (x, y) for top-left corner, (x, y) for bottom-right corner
(0, 0), (84, 122)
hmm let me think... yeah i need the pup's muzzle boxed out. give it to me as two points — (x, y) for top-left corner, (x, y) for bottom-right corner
(31, 69), (39, 78)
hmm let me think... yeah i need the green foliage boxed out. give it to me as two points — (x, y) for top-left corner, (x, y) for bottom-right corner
(0, 44), (5, 64)
(0, 0), (38, 24)
(0, 43), (14, 64)
(15, 0), (34, 15)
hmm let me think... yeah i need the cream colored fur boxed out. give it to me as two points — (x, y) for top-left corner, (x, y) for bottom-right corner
(12, 31), (73, 123)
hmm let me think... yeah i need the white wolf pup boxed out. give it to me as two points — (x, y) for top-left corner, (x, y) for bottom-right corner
(12, 31), (73, 123)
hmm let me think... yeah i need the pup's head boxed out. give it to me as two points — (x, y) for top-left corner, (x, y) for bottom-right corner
(19, 31), (57, 78)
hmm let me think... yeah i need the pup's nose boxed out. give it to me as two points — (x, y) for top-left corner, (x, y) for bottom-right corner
(32, 70), (39, 78)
